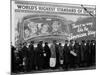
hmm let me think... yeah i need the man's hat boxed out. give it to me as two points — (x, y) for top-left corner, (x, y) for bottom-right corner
(31, 41), (34, 43)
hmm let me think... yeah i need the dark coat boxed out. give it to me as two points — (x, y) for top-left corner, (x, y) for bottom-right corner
(69, 44), (76, 64)
(22, 46), (28, 58)
(28, 44), (35, 70)
(80, 43), (86, 62)
(28, 44), (35, 57)
(44, 45), (51, 60)
(11, 45), (16, 72)
(90, 43), (96, 64)
(36, 44), (44, 68)
(63, 44), (70, 64)
(85, 43), (91, 62)
(43, 45), (51, 68)
(21, 46), (29, 70)
(74, 43), (80, 64)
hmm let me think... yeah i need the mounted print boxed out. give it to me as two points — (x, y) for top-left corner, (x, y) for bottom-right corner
(11, 0), (96, 74)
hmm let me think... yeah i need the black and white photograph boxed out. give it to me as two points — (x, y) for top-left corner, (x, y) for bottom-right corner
(11, 0), (96, 75)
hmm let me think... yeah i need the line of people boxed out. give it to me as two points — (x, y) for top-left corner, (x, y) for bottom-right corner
(11, 39), (96, 73)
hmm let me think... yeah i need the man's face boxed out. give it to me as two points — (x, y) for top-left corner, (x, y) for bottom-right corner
(70, 40), (74, 44)
(72, 41), (75, 44)
(39, 41), (43, 45)
(24, 43), (27, 46)
(65, 41), (68, 44)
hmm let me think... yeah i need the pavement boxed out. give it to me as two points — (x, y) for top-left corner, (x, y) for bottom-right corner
(12, 65), (96, 75)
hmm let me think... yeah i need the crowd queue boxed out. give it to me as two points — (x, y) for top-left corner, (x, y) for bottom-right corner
(11, 39), (96, 73)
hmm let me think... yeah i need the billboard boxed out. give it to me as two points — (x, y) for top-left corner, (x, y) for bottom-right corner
(23, 15), (70, 40)
(11, 0), (96, 45)
(69, 16), (96, 41)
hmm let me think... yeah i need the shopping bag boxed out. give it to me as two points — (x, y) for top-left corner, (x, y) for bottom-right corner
(60, 59), (63, 65)
(70, 51), (77, 56)
(50, 58), (56, 67)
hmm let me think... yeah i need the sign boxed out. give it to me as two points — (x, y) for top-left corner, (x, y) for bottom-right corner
(15, 1), (96, 16)
(69, 17), (96, 40)
(23, 15), (70, 40)
(11, 0), (96, 45)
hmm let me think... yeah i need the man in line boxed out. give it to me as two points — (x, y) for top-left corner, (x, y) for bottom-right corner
(50, 40), (57, 69)
(28, 41), (35, 71)
(80, 40), (86, 67)
(58, 43), (63, 68)
(43, 42), (51, 69)
(21, 42), (29, 72)
(11, 44), (16, 73)
(69, 40), (77, 68)
(63, 40), (70, 70)
(36, 41), (44, 70)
